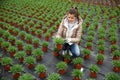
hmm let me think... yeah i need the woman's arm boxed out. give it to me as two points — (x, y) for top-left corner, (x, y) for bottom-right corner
(56, 19), (64, 38)
(70, 24), (82, 43)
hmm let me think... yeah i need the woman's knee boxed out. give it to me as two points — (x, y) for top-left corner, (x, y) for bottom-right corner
(70, 44), (80, 56)
(71, 49), (80, 56)
(75, 50), (80, 56)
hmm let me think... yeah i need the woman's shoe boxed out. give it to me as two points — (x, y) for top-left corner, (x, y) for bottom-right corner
(69, 50), (73, 56)
(80, 67), (84, 72)
(62, 50), (67, 55)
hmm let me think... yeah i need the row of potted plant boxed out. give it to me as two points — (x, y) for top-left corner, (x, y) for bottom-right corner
(0, 55), (119, 79)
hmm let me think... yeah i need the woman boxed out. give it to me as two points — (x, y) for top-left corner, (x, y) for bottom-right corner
(56, 7), (83, 57)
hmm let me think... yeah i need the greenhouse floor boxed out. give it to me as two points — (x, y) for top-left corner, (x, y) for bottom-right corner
(0, 0), (120, 80)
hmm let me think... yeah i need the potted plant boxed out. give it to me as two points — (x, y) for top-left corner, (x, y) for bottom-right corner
(109, 31), (116, 37)
(71, 69), (83, 80)
(1, 57), (13, 71)
(42, 26), (48, 33)
(15, 51), (26, 63)
(16, 40), (23, 50)
(53, 37), (64, 50)
(33, 48), (43, 61)
(8, 35), (16, 45)
(110, 44), (119, 53)
(98, 33), (106, 40)
(19, 31), (26, 40)
(93, 21), (98, 29)
(24, 44), (32, 55)
(25, 56), (36, 69)
(36, 21), (42, 28)
(0, 77), (10, 80)
(10, 64), (24, 79)
(13, 28), (19, 36)
(0, 38), (4, 47)
(35, 64), (47, 79)
(2, 30), (10, 40)
(85, 18), (90, 27)
(55, 20), (60, 28)
(105, 72), (120, 80)
(34, 23), (41, 30)
(89, 64), (99, 78)
(98, 27), (105, 34)
(48, 28), (54, 36)
(47, 72), (61, 80)
(0, 53), (2, 62)
(24, 25), (29, 33)
(85, 42), (92, 50)
(110, 36), (118, 44)
(0, 28), (4, 37)
(83, 49), (91, 60)
(56, 61), (68, 75)
(3, 24), (8, 30)
(112, 50), (120, 60)
(88, 31), (95, 36)
(28, 20), (34, 27)
(18, 73), (35, 80)
(8, 26), (14, 34)
(8, 46), (16, 57)
(13, 20), (18, 27)
(19, 22), (24, 30)
(53, 47), (59, 57)
(96, 54), (105, 65)
(86, 36), (94, 42)
(102, 23), (107, 30)
(33, 38), (39, 48)
(44, 32), (50, 41)
(63, 53), (71, 64)
(97, 45), (106, 54)
(112, 60), (120, 72)
(41, 41), (49, 52)
(36, 29), (42, 38)
(72, 57), (83, 69)
(30, 27), (36, 35)
(97, 40), (105, 45)
(1, 41), (10, 51)
(25, 34), (33, 44)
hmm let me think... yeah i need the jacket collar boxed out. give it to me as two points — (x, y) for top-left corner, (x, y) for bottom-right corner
(63, 17), (79, 31)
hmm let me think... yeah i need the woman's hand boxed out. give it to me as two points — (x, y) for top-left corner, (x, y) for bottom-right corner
(65, 38), (71, 43)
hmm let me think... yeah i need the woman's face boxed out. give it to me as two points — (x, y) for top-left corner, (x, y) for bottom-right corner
(67, 13), (76, 23)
